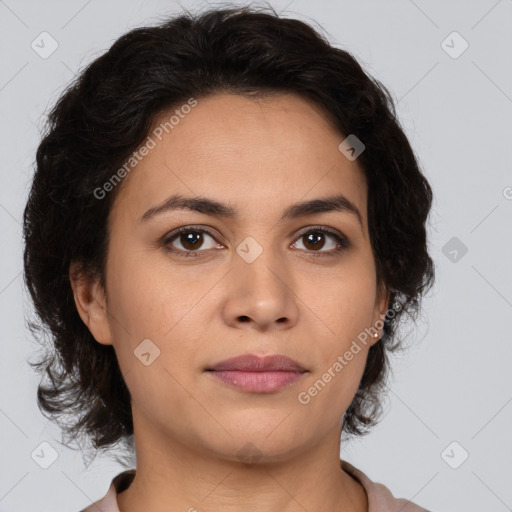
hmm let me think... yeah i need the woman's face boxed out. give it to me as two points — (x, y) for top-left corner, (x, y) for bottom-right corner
(77, 92), (389, 462)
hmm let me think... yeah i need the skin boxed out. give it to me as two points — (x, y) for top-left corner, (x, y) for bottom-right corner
(71, 92), (389, 512)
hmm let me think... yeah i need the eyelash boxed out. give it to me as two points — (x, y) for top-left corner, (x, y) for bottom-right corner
(161, 225), (350, 259)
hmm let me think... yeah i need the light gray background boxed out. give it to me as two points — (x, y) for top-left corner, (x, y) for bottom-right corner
(1, 1), (511, 511)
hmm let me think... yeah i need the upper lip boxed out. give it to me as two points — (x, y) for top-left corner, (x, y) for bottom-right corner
(206, 354), (307, 373)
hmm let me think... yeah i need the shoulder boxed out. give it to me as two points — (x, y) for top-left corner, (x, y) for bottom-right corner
(78, 469), (136, 512)
(341, 460), (432, 512)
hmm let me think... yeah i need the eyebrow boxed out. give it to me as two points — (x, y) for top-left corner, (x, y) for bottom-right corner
(140, 193), (363, 228)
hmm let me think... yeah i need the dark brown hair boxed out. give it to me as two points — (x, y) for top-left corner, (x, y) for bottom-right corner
(23, 4), (435, 462)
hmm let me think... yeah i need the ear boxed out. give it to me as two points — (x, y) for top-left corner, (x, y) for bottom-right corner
(370, 281), (390, 345)
(69, 261), (113, 345)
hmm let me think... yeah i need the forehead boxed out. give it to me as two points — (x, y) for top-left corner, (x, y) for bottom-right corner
(111, 92), (368, 229)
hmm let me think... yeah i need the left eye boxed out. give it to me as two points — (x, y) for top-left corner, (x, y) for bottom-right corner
(291, 229), (347, 253)
(162, 226), (348, 257)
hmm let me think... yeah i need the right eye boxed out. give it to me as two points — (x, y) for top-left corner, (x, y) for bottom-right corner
(162, 226), (224, 257)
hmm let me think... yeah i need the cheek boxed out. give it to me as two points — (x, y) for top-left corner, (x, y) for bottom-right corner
(105, 254), (210, 395)
(106, 247), (202, 339)
(306, 260), (377, 338)
(300, 260), (377, 401)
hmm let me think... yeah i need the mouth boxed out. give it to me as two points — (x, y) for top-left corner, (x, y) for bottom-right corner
(205, 354), (308, 393)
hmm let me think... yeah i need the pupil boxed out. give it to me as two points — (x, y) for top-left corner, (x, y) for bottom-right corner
(305, 232), (324, 250)
(182, 232), (202, 250)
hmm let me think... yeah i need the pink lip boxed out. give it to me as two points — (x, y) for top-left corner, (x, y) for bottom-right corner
(205, 354), (308, 393)
(207, 354), (307, 372)
(208, 370), (305, 393)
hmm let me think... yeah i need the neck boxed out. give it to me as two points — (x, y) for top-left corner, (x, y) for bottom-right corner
(116, 413), (368, 512)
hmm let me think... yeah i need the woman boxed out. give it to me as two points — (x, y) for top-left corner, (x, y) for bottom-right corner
(23, 6), (434, 512)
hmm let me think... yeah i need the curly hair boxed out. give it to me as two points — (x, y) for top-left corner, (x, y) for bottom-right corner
(23, 4), (435, 461)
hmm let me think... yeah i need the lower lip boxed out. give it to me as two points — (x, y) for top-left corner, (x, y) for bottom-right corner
(207, 370), (305, 393)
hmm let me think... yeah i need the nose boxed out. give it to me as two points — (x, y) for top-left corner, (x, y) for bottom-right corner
(221, 243), (300, 332)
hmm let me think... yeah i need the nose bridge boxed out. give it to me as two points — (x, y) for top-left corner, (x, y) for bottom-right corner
(236, 235), (289, 298)
(223, 234), (298, 329)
